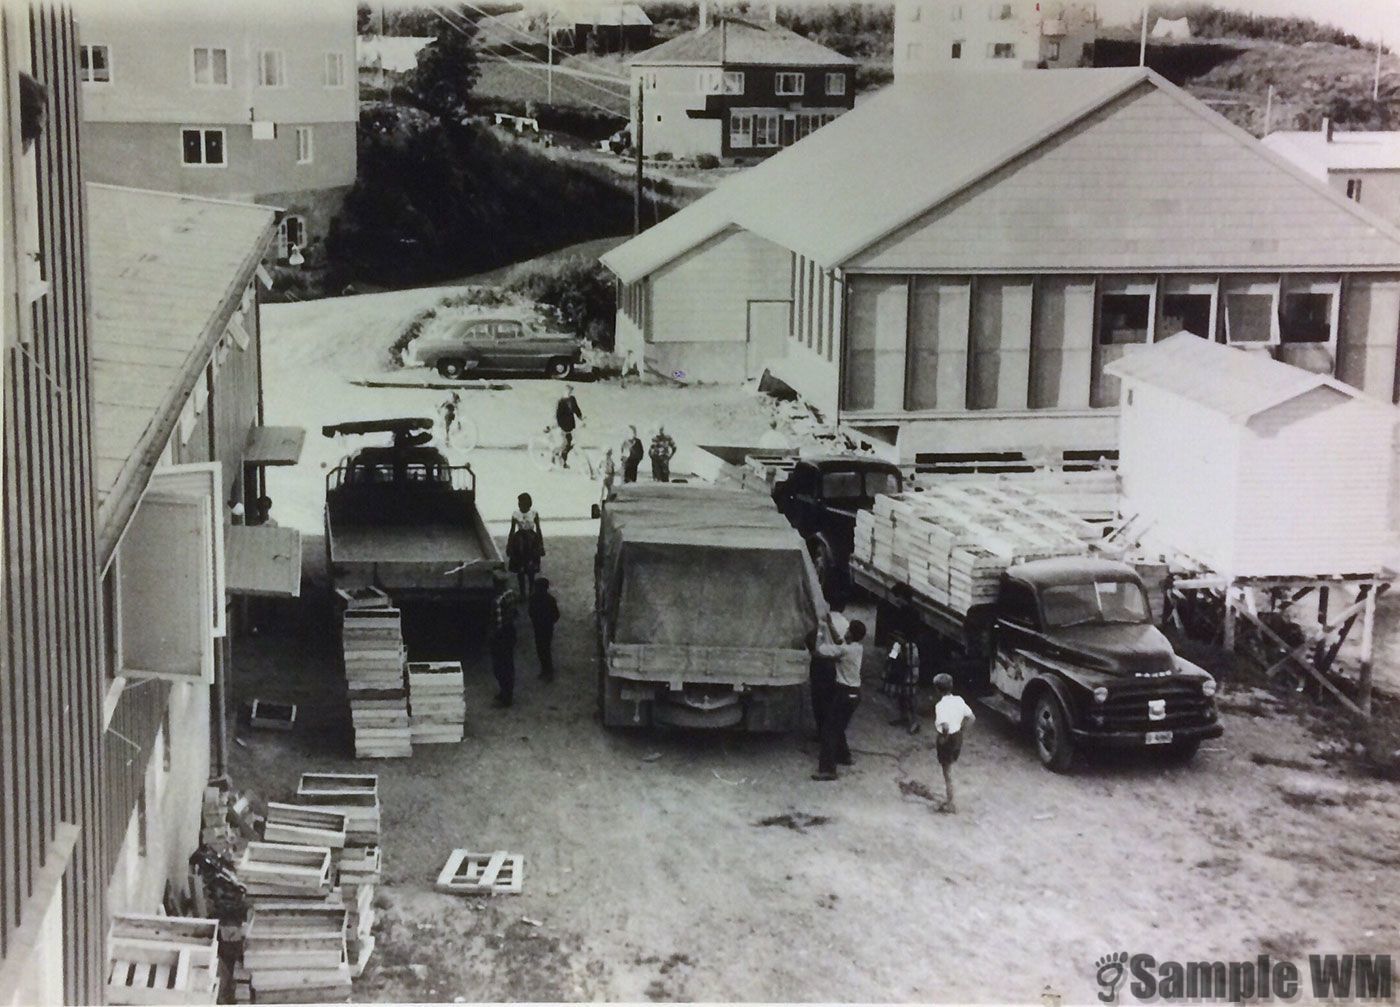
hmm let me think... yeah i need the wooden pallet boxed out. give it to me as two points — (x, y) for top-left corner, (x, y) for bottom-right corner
(106, 915), (219, 1006)
(435, 850), (525, 895)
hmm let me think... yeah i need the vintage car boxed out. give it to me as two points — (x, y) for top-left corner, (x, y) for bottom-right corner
(411, 315), (584, 379)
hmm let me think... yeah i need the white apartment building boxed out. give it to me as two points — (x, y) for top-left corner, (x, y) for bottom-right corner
(893, 0), (1097, 79)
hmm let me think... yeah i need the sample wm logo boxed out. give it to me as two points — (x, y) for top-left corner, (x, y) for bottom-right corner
(1094, 952), (1393, 1003)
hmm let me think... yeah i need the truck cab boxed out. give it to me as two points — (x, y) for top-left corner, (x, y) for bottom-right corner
(771, 456), (903, 599)
(982, 558), (1222, 770)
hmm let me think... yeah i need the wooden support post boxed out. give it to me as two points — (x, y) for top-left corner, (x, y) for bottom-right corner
(1359, 587), (1377, 716)
(1222, 586), (1236, 652)
(1313, 586), (1329, 670)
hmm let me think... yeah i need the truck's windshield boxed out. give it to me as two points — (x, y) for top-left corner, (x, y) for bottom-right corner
(1040, 580), (1151, 628)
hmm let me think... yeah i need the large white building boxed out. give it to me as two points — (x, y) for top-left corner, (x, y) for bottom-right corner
(893, 0), (1097, 79)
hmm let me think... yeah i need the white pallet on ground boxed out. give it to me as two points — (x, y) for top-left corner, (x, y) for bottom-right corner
(435, 850), (524, 895)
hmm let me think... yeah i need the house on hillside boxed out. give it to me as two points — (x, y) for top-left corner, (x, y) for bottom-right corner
(76, 0), (358, 268)
(554, 4), (653, 55)
(602, 68), (1400, 465)
(629, 16), (855, 160)
(1263, 125), (1400, 229)
(893, 0), (1097, 79)
(358, 35), (436, 75)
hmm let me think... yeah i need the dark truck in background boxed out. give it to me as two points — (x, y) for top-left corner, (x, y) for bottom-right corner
(770, 456), (904, 600)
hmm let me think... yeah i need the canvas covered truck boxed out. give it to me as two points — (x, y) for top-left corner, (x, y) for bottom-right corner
(595, 483), (823, 731)
(850, 485), (1221, 771)
(323, 418), (504, 612)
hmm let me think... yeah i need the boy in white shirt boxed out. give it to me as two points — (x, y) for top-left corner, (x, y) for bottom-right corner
(932, 673), (975, 813)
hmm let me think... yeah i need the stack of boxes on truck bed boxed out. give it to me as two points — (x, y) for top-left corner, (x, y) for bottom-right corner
(854, 484), (1097, 614)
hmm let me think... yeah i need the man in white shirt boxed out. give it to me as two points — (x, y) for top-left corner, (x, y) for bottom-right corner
(932, 673), (975, 813)
(811, 615), (866, 781)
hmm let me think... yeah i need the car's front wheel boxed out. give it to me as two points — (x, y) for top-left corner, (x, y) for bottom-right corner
(437, 358), (466, 379)
(547, 357), (574, 378)
(1032, 691), (1075, 773)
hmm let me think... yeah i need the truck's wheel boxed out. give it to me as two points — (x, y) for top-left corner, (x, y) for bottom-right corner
(437, 358), (466, 379)
(1032, 692), (1075, 773)
(547, 357), (574, 378)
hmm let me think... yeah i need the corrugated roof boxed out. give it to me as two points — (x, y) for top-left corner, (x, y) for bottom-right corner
(1104, 332), (1391, 421)
(1262, 130), (1400, 177)
(603, 69), (1400, 284)
(89, 184), (276, 542)
(630, 17), (854, 67)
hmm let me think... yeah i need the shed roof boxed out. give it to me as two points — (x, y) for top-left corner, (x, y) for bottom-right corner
(1104, 333), (1395, 422)
(629, 17), (854, 67)
(89, 184), (276, 548)
(1261, 130), (1400, 178)
(602, 68), (1400, 284)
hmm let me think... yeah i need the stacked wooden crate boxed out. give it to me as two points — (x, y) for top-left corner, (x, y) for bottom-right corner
(854, 485), (1095, 615)
(106, 914), (219, 1006)
(296, 773), (381, 844)
(242, 903), (352, 1003)
(237, 842), (333, 900)
(298, 773), (383, 978)
(342, 608), (411, 758)
(407, 661), (466, 744)
(923, 469), (1120, 524)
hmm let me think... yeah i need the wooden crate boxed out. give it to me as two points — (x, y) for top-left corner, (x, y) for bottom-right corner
(237, 842), (332, 894)
(264, 803), (348, 849)
(245, 905), (348, 971)
(435, 850), (524, 895)
(106, 914), (219, 1006)
(296, 773), (378, 804)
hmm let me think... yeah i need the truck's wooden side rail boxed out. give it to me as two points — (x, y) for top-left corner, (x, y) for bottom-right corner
(607, 644), (809, 687)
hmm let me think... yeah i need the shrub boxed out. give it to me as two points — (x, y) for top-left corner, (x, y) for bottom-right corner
(504, 256), (617, 351)
(694, 153), (720, 169)
(652, 150), (673, 162)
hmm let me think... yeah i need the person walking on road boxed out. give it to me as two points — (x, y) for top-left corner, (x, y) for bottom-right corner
(506, 493), (544, 599)
(622, 426), (644, 483)
(811, 615), (866, 781)
(649, 426), (677, 482)
(528, 576), (561, 681)
(555, 385), (583, 468)
(439, 391), (463, 447)
(490, 587), (519, 708)
(932, 673), (975, 813)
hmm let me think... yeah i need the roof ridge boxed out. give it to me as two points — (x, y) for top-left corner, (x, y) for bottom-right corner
(87, 182), (284, 214)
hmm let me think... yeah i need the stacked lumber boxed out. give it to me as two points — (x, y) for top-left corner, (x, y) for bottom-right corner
(243, 903), (351, 1003)
(106, 914), (219, 1006)
(342, 608), (411, 758)
(237, 842), (333, 900)
(407, 661), (466, 744)
(854, 485), (1095, 615)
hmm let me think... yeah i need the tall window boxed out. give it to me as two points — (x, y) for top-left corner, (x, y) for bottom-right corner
(989, 42), (1016, 58)
(1092, 278), (1155, 407)
(181, 127), (225, 166)
(192, 46), (230, 87)
(1346, 177), (1364, 201)
(825, 72), (846, 96)
(80, 44), (111, 83)
(990, 2), (1013, 19)
(324, 51), (346, 87)
(1045, 39), (1061, 60)
(723, 70), (744, 94)
(730, 113), (753, 148)
(1222, 277), (1279, 345)
(296, 126), (314, 164)
(753, 113), (780, 147)
(258, 49), (286, 87)
(950, 40), (963, 58)
(775, 71), (805, 95)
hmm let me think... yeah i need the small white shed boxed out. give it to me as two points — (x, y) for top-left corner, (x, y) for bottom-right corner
(1106, 333), (1399, 577)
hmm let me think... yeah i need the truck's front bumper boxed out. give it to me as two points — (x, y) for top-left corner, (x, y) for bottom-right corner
(1071, 722), (1224, 747)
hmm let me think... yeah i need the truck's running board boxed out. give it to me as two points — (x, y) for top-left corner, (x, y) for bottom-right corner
(978, 693), (1022, 725)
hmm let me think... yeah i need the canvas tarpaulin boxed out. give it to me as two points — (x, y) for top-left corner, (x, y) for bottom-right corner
(597, 483), (821, 649)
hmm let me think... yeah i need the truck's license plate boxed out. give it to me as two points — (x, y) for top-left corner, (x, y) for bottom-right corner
(1144, 731), (1174, 745)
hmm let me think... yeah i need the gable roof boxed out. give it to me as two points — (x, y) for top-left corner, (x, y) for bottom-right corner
(1104, 333), (1394, 422)
(1261, 129), (1400, 177)
(630, 17), (854, 67)
(602, 68), (1400, 284)
(89, 184), (276, 552)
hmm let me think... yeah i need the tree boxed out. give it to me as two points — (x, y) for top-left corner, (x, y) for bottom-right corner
(407, 17), (480, 118)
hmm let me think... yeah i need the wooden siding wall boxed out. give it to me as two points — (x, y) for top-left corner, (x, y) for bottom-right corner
(0, 5), (107, 1002)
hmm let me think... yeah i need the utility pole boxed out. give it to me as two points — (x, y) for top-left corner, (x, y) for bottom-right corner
(1263, 84), (1274, 135)
(634, 81), (644, 235)
(1374, 38), (1384, 101)
(1138, 3), (1148, 67)
(547, 7), (554, 104)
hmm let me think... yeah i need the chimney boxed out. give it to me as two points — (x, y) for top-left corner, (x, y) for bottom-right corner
(699, 0), (708, 30)
(1323, 116), (1334, 142)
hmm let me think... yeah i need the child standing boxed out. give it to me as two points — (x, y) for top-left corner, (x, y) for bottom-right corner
(506, 493), (544, 600)
(932, 673), (975, 813)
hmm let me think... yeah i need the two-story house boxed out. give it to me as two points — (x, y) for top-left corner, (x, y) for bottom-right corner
(76, 0), (357, 266)
(629, 16), (855, 160)
(1263, 123), (1400, 230)
(894, 0), (1097, 79)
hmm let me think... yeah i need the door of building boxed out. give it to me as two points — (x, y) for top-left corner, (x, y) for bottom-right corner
(746, 300), (791, 379)
(780, 114), (797, 147)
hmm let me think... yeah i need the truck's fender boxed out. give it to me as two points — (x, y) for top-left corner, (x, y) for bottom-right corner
(1018, 672), (1080, 731)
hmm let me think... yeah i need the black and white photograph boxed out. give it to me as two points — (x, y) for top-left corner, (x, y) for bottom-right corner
(1, 0), (1399, 1003)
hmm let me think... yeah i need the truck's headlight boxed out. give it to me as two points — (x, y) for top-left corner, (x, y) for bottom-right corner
(1202, 679), (1217, 698)
(1093, 687), (1109, 704)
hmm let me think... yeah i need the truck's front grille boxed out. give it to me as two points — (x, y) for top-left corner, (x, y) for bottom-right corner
(1099, 681), (1214, 731)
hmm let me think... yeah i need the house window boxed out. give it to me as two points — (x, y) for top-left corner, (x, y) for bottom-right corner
(905, 42), (923, 60)
(724, 70), (744, 94)
(181, 127), (225, 166)
(775, 71), (805, 96)
(80, 44), (111, 83)
(192, 46), (230, 87)
(951, 3), (964, 19)
(296, 126), (314, 164)
(1346, 177), (1363, 201)
(258, 49), (286, 87)
(825, 72), (845, 96)
(730, 113), (753, 148)
(990, 2), (1013, 18)
(1093, 278), (1156, 407)
(1280, 292), (1333, 343)
(989, 42), (1017, 58)
(1098, 293), (1153, 345)
(753, 113), (780, 147)
(1161, 292), (1214, 339)
(324, 51), (346, 87)
(951, 40), (963, 58)
(276, 215), (306, 261)
(1222, 278), (1280, 345)
(698, 69), (722, 93)
(1045, 39), (1060, 60)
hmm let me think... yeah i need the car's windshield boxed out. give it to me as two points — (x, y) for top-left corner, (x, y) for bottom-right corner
(1040, 579), (1151, 628)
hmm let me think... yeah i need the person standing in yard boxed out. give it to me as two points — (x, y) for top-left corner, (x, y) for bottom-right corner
(620, 346), (641, 388)
(439, 391), (462, 447)
(528, 576), (561, 681)
(649, 426), (677, 482)
(886, 630), (922, 735)
(932, 673), (975, 813)
(555, 384), (583, 468)
(622, 426), (644, 483)
(810, 615), (866, 781)
(490, 587), (519, 708)
(506, 493), (544, 599)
